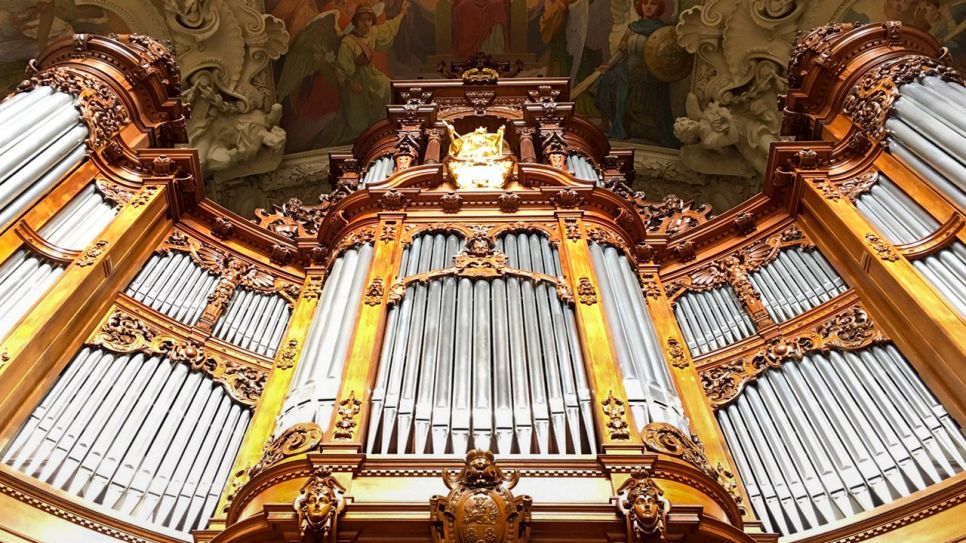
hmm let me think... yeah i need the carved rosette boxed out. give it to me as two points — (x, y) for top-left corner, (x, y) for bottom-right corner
(642, 423), (715, 478)
(431, 450), (532, 543)
(843, 55), (964, 143)
(617, 471), (671, 543)
(700, 305), (887, 407)
(294, 466), (346, 543)
(249, 423), (324, 478)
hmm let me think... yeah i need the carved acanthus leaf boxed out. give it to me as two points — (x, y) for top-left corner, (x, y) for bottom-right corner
(249, 423), (323, 478)
(642, 423), (715, 479)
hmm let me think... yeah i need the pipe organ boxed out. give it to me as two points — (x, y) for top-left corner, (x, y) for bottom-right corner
(0, 23), (964, 543)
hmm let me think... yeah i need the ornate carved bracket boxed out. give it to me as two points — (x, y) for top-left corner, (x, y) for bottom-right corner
(430, 450), (532, 543)
(88, 310), (267, 406)
(699, 304), (888, 407)
(617, 471), (671, 543)
(294, 466), (346, 543)
(249, 423), (324, 478)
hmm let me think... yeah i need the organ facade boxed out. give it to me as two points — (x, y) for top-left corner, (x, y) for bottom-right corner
(0, 22), (962, 543)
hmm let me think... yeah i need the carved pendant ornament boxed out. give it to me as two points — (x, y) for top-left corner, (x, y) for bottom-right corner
(617, 471), (671, 543)
(89, 309), (267, 406)
(700, 305), (888, 407)
(294, 467), (346, 543)
(431, 450), (532, 543)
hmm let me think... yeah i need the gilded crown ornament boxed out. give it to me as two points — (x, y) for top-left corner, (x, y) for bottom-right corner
(442, 121), (513, 190)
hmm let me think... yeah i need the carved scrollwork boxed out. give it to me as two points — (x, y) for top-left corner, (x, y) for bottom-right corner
(865, 233), (901, 262)
(788, 23), (860, 88)
(294, 467), (346, 542)
(18, 66), (130, 150)
(631, 194), (713, 236)
(431, 450), (532, 543)
(278, 339), (300, 370)
(843, 55), (964, 143)
(332, 226), (378, 257)
(76, 241), (108, 267)
(666, 338), (688, 369)
(94, 179), (135, 209)
(617, 471), (671, 542)
(88, 310), (267, 406)
(642, 423), (715, 479)
(839, 171), (879, 202)
(249, 423), (324, 478)
(700, 304), (888, 407)
(254, 198), (326, 240)
(363, 279), (385, 306)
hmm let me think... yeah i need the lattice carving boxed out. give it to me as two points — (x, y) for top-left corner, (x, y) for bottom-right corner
(700, 304), (888, 407)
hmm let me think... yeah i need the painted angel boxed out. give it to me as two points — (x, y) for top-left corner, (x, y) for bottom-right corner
(275, 1), (409, 149)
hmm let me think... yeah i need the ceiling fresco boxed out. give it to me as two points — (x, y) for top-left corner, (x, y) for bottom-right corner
(1, 0), (965, 216)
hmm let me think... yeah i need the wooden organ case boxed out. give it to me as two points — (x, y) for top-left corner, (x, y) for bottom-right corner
(0, 22), (963, 543)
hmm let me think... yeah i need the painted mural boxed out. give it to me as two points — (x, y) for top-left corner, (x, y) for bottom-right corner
(269, 0), (694, 152)
(838, 0), (966, 72)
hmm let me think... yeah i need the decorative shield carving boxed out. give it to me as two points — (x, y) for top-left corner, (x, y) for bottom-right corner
(431, 450), (532, 543)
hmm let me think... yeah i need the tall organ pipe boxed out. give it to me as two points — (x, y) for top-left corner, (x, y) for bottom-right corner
(589, 242), (688, 432)
(1, 347), (251, 533)
(277, 243), (373, 432)
(369, 231), (596, 455)
(719, 344), (966, 536)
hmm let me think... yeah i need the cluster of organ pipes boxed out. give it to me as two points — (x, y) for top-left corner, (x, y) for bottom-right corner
(126, 253), (219, 325)
(719, 344), (966, 536)
(212, 287), (292, 357)
(0, 183), (117, 341)
(362, 155), (395, 186)
(2, 348), (251, 532)
(674, 287), (756, 356)
(854, 173), (966, 318)
(566, 153), (600, 183)
(0, 86), (89, 228)
(367, 230), (599, 455)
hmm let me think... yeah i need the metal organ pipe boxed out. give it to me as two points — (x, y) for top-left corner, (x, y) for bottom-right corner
(718, 344), (966, 536)
(277, 243), (373, 432)
(0, 87), (88, 226)
(566, 153), (600, 183)
(748, 248), (848, 324)
(212, 288), (292, 357)
(362, 156), (394, 186)
(368, 231), (596, 455)
(673, 286), (755, 356)
(1, 347), (251, 533)
(589, 242), (688, 432)
(125, 252), (220, 326)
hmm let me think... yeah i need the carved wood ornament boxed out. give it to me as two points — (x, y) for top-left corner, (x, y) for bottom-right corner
(294, 466), (346, 543)
(431, 450), (532, 543)
(699, 305), (888, 407)
(617, 471), (671, 543)
(89, 309), (267, 406)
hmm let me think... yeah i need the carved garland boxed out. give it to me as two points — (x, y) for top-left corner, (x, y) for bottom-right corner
(89, 310), (267, 406)
(699, 305), (888, 407)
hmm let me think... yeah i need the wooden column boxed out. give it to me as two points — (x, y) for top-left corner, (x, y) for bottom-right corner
(555, 211), (643, 451)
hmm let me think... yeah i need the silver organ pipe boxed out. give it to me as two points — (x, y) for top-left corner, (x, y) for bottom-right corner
(125, 252), (220, 326)
(368, 231), (596, 455)
(589, 242), (688, 432)
(855, 174), (966, 317)
(886, 77), (966, 209)
(718, 344), (966, 536)
(674, 286), (755, 356)
(1, 347), (251, 533)
(0, 86), (88, 227)
(566, 153), (600, 183)
(748, 248), (847, 324)
(212, 288), (292, 357)
(277, 243), (374, 431)
(0, 183), (120, 341)
(362, 156), (395, 186)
